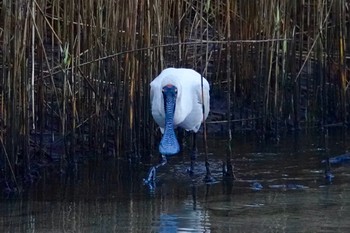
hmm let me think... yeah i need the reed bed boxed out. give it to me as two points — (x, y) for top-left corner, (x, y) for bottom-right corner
(0, 0), (349, 191)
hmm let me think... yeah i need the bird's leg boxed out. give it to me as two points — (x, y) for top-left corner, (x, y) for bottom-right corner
(204, 158), (215, 182)
(143, 154), (167, 188)
(223, 145), (235, 179)
(187, 133), (197, 175)
(191, 133), (198, 159)
(177, 128), (186, 154)
(203, 135), (216, 183)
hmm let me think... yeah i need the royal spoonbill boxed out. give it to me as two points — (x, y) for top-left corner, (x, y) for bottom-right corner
(144, 68), (214, 187)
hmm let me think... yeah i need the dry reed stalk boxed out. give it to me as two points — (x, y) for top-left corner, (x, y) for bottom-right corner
(223, 0), (234, 178)
(0, 0), (349, 188)
(338, 0), (347, 124)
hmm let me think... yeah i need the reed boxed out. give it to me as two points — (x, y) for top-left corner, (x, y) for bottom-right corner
(0, 0), (349, 190)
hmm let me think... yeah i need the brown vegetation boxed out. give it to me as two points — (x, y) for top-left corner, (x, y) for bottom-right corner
(0, 0), (349, 190)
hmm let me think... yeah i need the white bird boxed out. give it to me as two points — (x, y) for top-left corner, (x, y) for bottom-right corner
(150, 67), (210, 155)
(144, 68), (213, 188)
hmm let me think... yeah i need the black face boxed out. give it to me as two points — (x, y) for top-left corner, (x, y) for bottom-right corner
(162, 84), (178, 111)
(162, 84), (178, 97)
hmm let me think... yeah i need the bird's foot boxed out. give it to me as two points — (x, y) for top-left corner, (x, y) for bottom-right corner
(186, 160), (195, 176)
(187, 168), (194, 176)
(222, 161), (236, 179)
(203, 173), (216, 183)
(203, 161), (216, 183)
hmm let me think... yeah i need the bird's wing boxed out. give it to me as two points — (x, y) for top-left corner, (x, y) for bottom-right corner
(196, 80), (210, 120)
(150, 79), (165, 132)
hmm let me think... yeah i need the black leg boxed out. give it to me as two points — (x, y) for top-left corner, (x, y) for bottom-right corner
(204, 158), (215, 183)
(191, 133), (198, 159)
(187, 133), (198, 175)
(203, 137), (215, 183)
(178, 128), (186, 153)
(223, 149), (235, 178)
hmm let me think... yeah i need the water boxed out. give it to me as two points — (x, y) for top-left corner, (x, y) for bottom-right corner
(1, 129), (350, 232)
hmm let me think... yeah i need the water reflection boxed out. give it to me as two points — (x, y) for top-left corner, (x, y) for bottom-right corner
(157, 188), (211, 233)
(1, 128), (350, 232)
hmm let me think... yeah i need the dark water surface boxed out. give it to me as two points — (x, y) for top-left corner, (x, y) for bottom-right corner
(1, 129), (350, 232)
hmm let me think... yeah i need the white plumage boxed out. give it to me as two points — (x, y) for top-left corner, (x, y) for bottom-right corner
(144, 68), (213, 186)
(150, 68), (210, 136)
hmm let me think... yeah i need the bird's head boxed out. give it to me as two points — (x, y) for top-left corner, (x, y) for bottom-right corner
(162, 84), (178, 106)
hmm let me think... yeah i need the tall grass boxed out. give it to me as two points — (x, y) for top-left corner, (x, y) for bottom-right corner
(0, 0), (349, 189)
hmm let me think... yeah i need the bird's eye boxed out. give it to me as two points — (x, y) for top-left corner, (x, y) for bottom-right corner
(174, 88), (178, 93)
